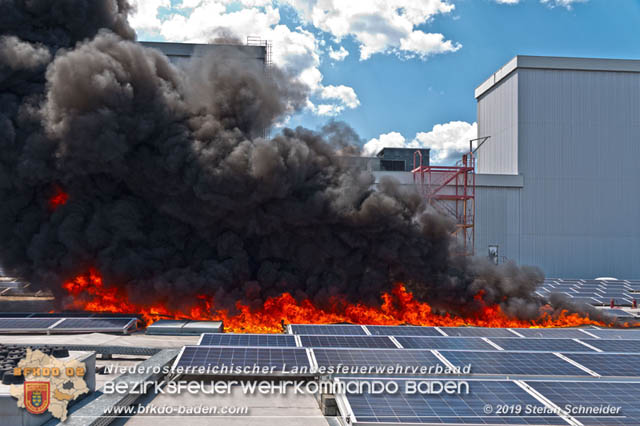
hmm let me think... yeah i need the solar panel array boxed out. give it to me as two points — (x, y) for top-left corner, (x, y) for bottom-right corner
(313, 348), (441, 370)
(299, 335), (397, 349)
(199, 333), (296, 347)
(448, 350), (591, 376)
(366, 325), (443, 336)
(341, 378), (564, 425)
(289, 324), (367, 335)
(173, 346), (311, 374)
(526, 381), (640, 426)
(395, 336), (495, 351)
(561, 353), (640, 377)
(537, 278), (640, 308)
(0, 316), (137, 333)
(439, 327), (520, 338)
(166, 321), (640, 424)
(489, 337), (591, 352)
(341, 378), (640, 425)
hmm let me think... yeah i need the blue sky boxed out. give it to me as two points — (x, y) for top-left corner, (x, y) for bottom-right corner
(131, 0), (640, 163)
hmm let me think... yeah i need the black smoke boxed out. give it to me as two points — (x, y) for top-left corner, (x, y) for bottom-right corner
(0, 0), (613, 323)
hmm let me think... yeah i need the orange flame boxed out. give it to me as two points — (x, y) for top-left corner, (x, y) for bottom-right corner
(58, 269), (618, 333)
(49, 186), (69, 210)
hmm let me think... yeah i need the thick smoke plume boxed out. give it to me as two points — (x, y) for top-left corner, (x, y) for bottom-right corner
(0, 0), (610, 322)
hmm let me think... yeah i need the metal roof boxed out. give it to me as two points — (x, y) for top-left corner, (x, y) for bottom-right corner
(475, 55), (640, 99)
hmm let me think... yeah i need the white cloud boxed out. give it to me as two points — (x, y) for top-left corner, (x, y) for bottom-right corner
(495, 0), (588, 7)
(314, 104), (342, 116)
(283, 0), (460, 60)
(362, 132), (409, 156)
(540, 0), (587, 9)
(363, 121), (477, 164)
(129, 0), (170, 33)
(399, 31), (461, 59)
(328, 45), (349, 61)
(130, 0), (359, 116)
(310, 85), (360, 116)
(320, 85), (360, 109)
(414, 121), (477, 164)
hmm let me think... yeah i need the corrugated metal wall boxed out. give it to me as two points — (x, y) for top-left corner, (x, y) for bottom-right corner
(475, 186), (521, 262)
(517, 68), (640, 278)
(477, 66), (640, 278)
(476, 72), (519, 175)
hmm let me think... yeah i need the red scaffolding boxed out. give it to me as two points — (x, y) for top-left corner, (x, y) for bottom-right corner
(412, 151), (476, 255)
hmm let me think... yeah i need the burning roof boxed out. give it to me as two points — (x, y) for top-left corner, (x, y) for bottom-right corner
(0, 0), (619, 330)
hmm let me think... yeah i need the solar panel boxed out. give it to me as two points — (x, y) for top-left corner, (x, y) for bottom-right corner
(173, 347), (311, 374)
(198, 334), (296, 347)
(587, 329), (640, 340)
(341, 379), (563, 425)
(581, 339), (640, 353)
(439, 327), (518, 338)
(489, 338), (595, 352)
(366, 325), (443, 336)
(299, 335), (396, 348)
(602, 309), (636, 318)
(438, 351), (587, 376)
(395, 336), (496, 351)
(569, 297), (603, 305)
(562, 353), (640, 377)
(52, 318), (136, 332)
(289, 324), (366, 335)
(511, 328), (594, 339)
(0, 318), (59, 331)
(313, 348), (441, 371)
(527, 381), (640, 425)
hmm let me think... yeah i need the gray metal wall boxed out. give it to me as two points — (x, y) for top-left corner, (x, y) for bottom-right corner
(476, 66), (640, 278)
(476, 72), (519, 175)
(140, 41), (266, 66)
(475, 185), (521, 262)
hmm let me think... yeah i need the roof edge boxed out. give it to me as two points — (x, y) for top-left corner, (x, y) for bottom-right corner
(475, 55), (640, 99)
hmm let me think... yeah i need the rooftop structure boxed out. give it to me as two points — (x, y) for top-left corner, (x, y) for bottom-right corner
(140, 40), (268, 66)
(474, 55), (640, 277)
(2, 318), (640, 425)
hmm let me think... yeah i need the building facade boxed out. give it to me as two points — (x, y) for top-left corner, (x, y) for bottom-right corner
(475, 55), (640, 278)
(140, 41), (266, 66)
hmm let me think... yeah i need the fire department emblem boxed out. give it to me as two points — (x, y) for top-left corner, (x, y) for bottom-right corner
(24, 381), (50, 415)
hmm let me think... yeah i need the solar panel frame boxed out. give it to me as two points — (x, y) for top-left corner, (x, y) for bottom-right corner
(601, 309), (636, 318)
(395, 336), (497, 351)
(312, 348), (442, 372)
(580, 339), (640, 353)
(198, 333), (297, 347)
(561, 353), (640, 377)
(0, 318), (60, 332)
(510, 328), (595, 339)
(438, 350), (589, 377)
(439, 327), (520, 338)
(526, 380), (640, 426)
(172, 346), (312, 375)
(51, 317), (137, 333)
(299, 335), (397, 349)
(366, 325), (444, 337)
(587, 329), (640, 340)
(338, 378), (566, 425)
(289, 324), (367, 335)
(489, 337), (597, 353)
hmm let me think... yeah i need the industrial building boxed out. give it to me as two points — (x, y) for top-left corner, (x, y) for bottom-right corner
(474, 56), (640, 278)
(140, 40), (268, 66)
(3, 40), (640, 426)
(140, 41), (640, 280)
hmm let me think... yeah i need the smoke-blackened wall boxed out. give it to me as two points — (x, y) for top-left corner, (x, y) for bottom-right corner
(0, 0), (604, 322)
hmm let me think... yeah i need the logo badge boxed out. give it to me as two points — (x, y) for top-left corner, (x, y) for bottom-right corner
(24, 382), (50, 415)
